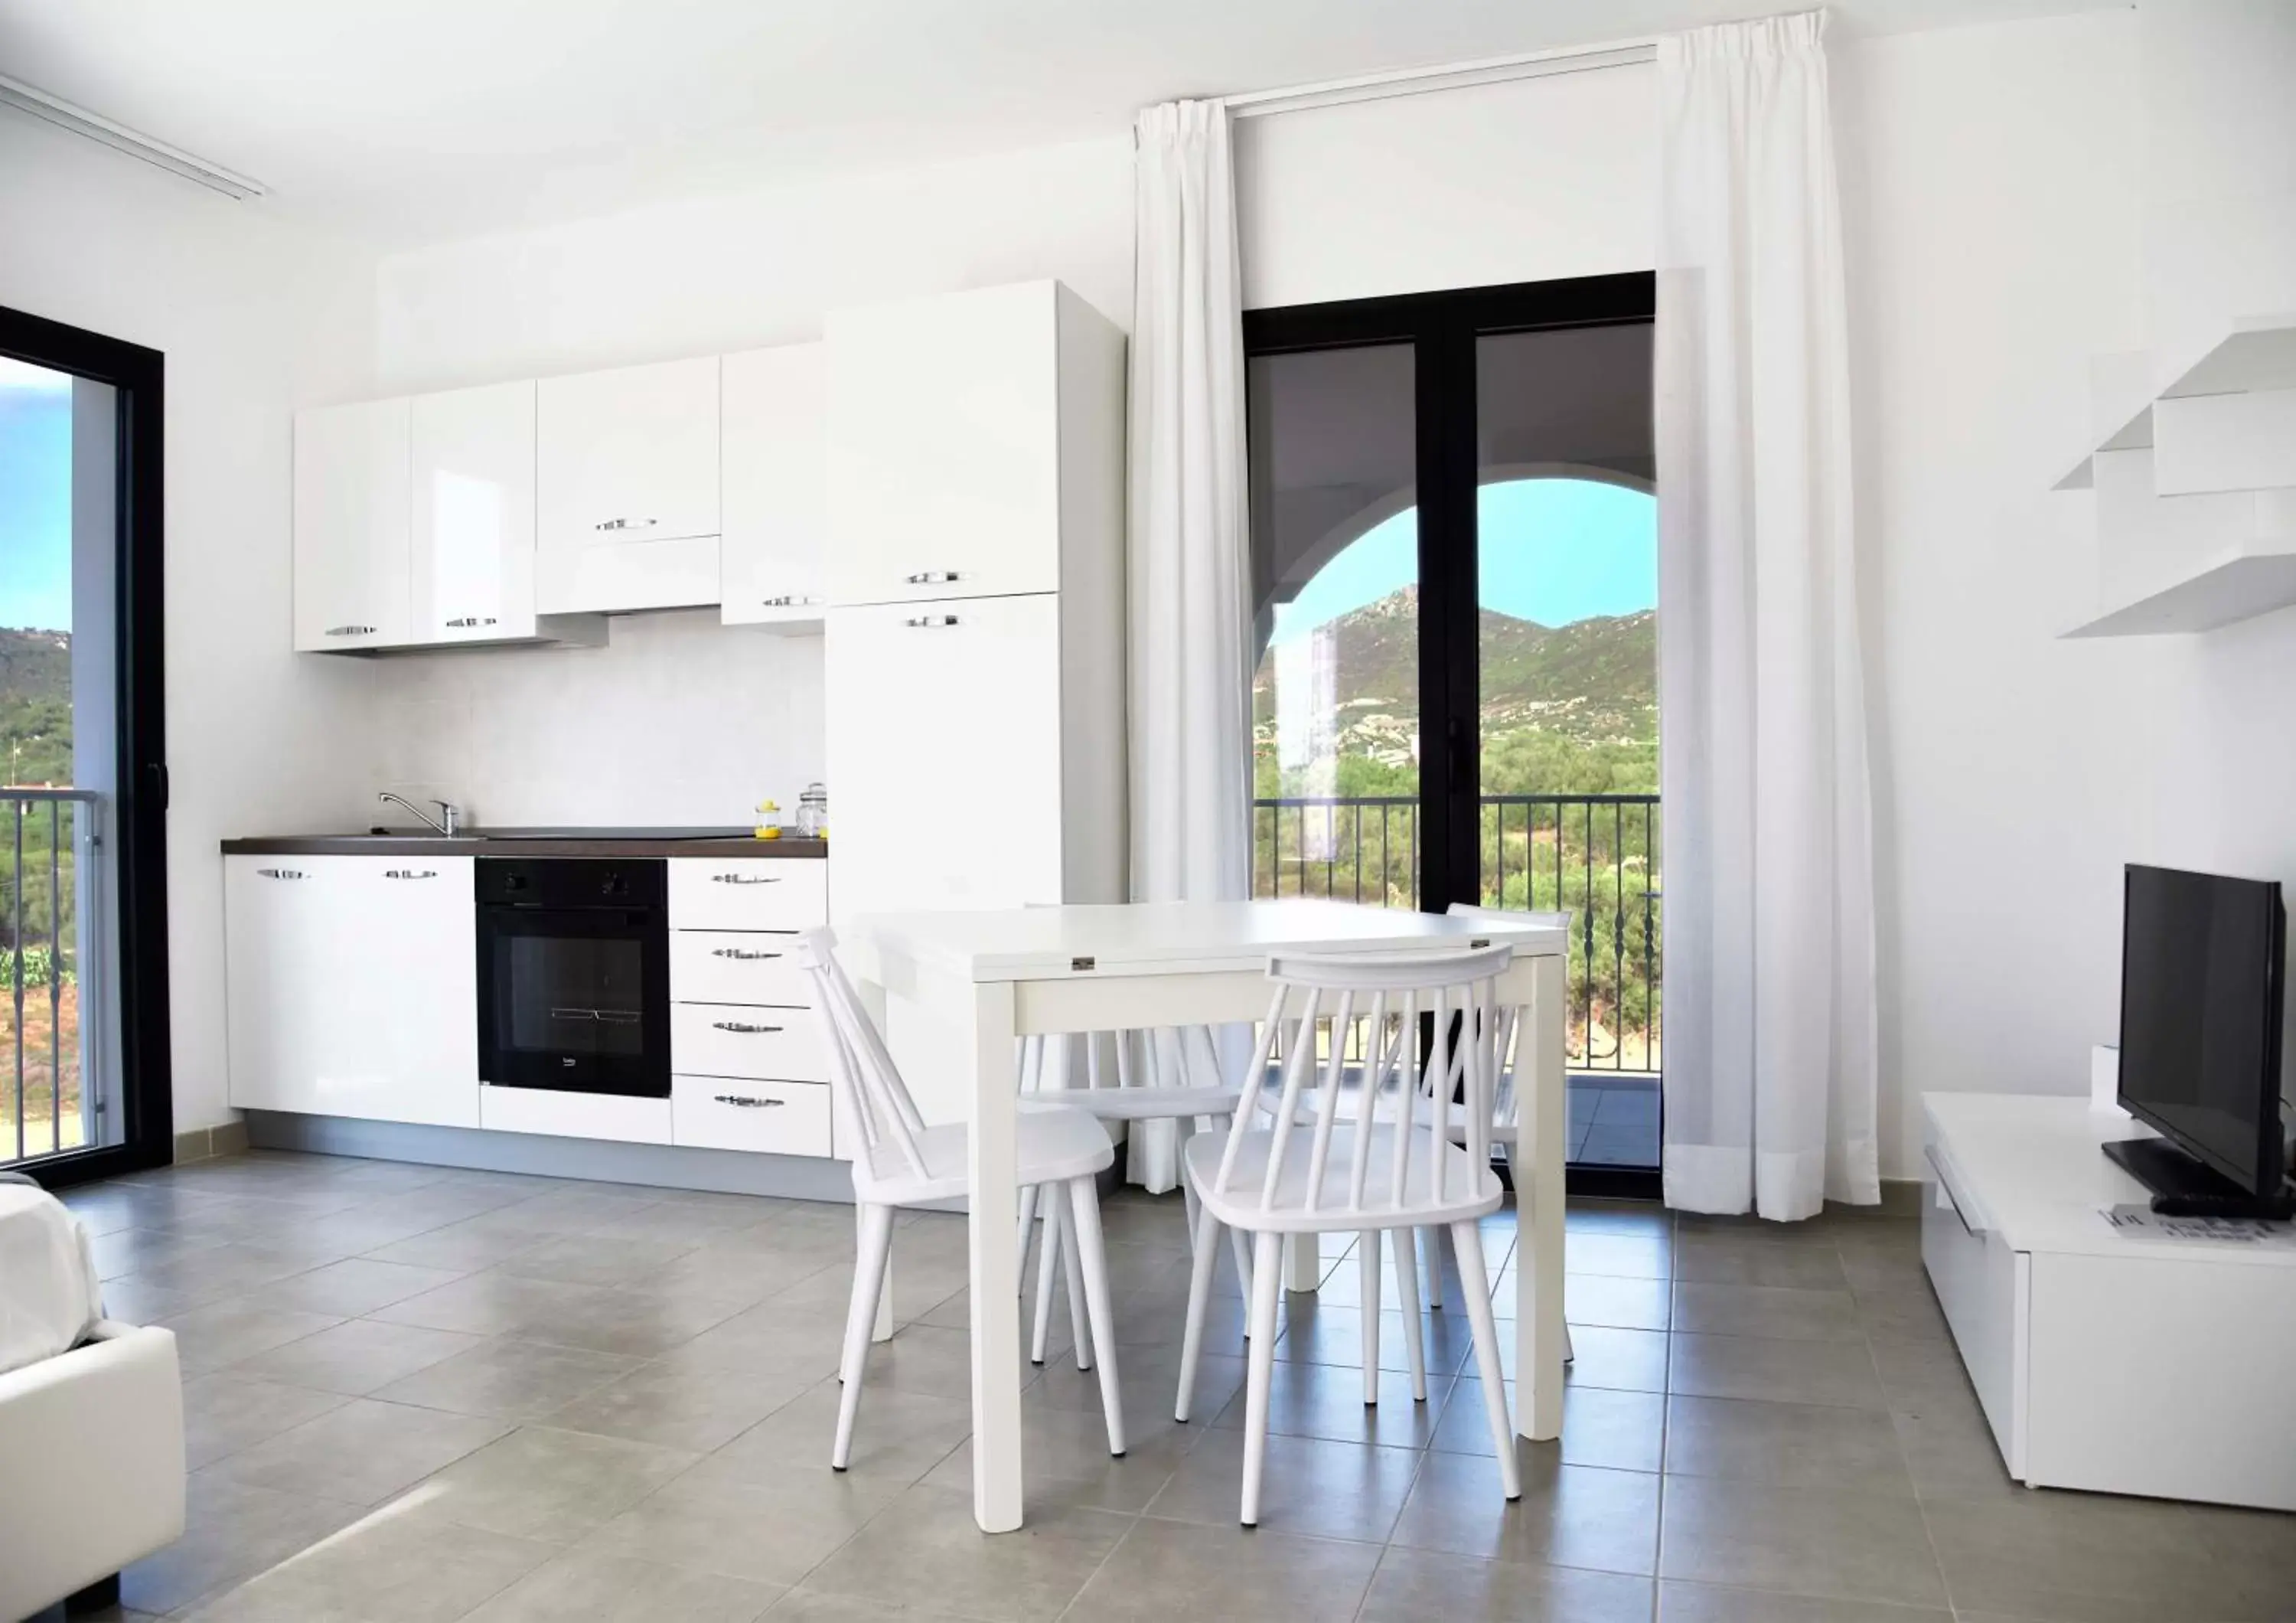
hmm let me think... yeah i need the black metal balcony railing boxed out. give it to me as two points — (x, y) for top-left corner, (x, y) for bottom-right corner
(3, 789), (98, 1168)
(1251, 793), (1660, 1076)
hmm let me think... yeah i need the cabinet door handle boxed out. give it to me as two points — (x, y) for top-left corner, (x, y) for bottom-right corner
(710, 873), (781, 885)
(256, 867), (307, 880)
(713, 1093), (785, 1109)
(323, 625), (375, 638)
(711, 947), (784, 961)
(905, 614), (959, 629)
(445, 616), (499, 629)
(595, 517), (659, 532)
(711, 1020), (783, 1035)
(905, 570), (961, 585)
(384, 869), (439, 880)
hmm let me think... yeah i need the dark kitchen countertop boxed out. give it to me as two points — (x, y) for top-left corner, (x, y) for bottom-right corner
(220, 826), (830, 858)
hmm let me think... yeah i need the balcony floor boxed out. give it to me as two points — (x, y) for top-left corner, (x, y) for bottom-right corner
(1570, 1073), (1660, 1169)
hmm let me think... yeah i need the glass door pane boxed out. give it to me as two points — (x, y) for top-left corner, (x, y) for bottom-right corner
(1475, 323), (1659, 1170)
(2, 355), (117, 1167)
(1248, 342), (1420, 907)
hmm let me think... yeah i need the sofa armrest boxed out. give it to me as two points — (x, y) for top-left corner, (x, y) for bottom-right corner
(0, 1322), (187, 1621)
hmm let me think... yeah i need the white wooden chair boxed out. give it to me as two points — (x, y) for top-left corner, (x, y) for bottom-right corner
(796, 928), (1127, 1467)
(1014, 1026), (1254, 1364)
(1176, 945), (1524, 1524)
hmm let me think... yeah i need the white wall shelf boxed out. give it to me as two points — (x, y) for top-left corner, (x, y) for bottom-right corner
(2053, 315), (2296, 492)
(2056, 315), (2296, 636)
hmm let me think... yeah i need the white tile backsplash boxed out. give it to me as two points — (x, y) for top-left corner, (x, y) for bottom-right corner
(367, 609), (824, 829)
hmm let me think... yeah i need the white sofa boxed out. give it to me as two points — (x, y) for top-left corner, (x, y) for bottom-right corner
(0, 1318), (185, 1619)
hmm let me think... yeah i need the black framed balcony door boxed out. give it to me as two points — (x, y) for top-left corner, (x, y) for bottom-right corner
(1245, 273), (1659, 1192)
(2, 302), (171, 1187)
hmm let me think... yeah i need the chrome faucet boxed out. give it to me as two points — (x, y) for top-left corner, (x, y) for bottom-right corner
(377, 792), (462, 837)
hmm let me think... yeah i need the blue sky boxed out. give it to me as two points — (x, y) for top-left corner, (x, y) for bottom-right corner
(1270, 477), (1655, 644)
(0, 357), (74, 633)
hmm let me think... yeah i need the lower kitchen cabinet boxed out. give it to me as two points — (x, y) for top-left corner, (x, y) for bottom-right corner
(224, 855), (479, 1127)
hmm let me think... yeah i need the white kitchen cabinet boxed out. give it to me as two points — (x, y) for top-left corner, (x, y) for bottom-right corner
(721, 343), (827, 631)
(293, 398), (412, 651)
(410, 380), (538, 642)
(826, 282), (1123, 607)
(826, 596), (1073, 919)
(536, 356), (722, 613)
(225, 856), (478, 1127)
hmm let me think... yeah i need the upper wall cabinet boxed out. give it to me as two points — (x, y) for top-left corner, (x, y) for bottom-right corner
(826, 282), (1073, 606)
(411, 380), (538, 642)
(536, 356), (722, 615)
(720, 342), (827, 632)
(293, 398), (413, 651)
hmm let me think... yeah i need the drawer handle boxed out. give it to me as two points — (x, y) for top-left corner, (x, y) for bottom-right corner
(445, 616), (499, 629)
(905, 614), (959, 629)
(594, 517), (658, 532)
(710, 873), (781, 885)
(714, 1093), (785, 1109)
(711, 947), (784, 961)
(711, 1020), (783, 1035)
(323, 625), (376, 638)
(905, 570), (961, 585)
(760, 595), (820, 608)
(383, 868), (439, 880)
(256, 867), (307, 880)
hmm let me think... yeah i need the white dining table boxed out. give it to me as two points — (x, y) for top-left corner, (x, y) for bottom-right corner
(842, 898), (1571, 1533)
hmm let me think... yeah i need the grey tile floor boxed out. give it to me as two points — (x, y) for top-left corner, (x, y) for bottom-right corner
(47, 1150), (2296, 1622)
(1568, 1076), (1661, 1167)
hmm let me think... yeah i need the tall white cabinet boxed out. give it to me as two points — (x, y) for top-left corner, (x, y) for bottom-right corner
(823, 281), (1127, 1121)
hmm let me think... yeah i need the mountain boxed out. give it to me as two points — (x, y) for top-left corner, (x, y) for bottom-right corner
(1, 626), (73, 787)
(1252, 586), (1655, 757)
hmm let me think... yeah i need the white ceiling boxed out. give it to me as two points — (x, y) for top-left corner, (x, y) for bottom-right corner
(0, 0), (2118, 247)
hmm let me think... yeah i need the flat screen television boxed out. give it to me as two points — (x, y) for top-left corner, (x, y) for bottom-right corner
(2114, 863), (2290, 1203)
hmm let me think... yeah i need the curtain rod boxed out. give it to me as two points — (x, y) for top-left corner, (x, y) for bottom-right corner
(1220, 35), (1658, 120)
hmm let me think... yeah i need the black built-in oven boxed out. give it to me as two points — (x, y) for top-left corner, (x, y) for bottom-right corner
(476, 858), (669, 1098)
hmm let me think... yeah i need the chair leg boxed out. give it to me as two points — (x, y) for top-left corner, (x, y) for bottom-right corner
(1030, 1190), (1064, 1366)
(1016, 1182), (1040, 1296)
(1229, 1223), (1257, 1335)
(1175, 1203), (1224, 1422)
(833, 1202), (896, 1471)
(1059, 1186), (1094, 1372)
(1391, 1226), (1429, 1403)
(1066, 1176), (1126, 1457)
(1358, 1229), (1381, 1406)
(1420, 1225), (1446, 1309)
(1450, 1219), (1521, 1500)
(1179, 1120), (1202, 1259)
(1241, 1229), (1284, 1527)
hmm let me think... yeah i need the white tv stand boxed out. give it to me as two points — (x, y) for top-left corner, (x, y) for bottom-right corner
(1921, 1092), (2296, 1510)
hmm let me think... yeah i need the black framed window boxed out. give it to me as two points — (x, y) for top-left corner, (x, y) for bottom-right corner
(2, 303), (171, 1186)
(1246, 273), (1660, 1194)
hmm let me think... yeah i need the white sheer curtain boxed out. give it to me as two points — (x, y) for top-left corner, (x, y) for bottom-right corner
(1127, 99), (1251, 1189)
(1655, 11), (1880, 1220)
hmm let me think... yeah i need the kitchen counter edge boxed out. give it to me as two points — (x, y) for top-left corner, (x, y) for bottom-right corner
(220, 834), (832, 859)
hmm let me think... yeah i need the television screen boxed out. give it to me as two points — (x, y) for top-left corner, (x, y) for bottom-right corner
(2118, 864), (2287, 1194)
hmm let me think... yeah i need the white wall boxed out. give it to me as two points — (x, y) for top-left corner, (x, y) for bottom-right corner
(1234, 64), (1657, 310)
(0, 115), (380, 1132)
(364, 134), (1134, 823)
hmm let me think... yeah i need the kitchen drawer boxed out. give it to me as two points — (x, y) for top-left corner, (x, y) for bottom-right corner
(1920, 1139), (2024, 1474)
(672, 1075), (833, 1157)
(672, 1002), (830, 1082)
(671, 930), (809, 1007)
(668, 857), (828, 931)
(478, 1085), (672, 1145)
